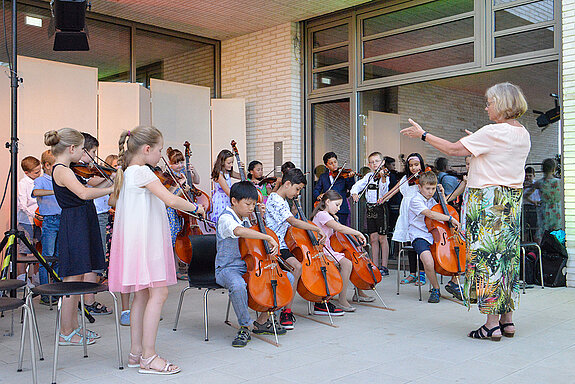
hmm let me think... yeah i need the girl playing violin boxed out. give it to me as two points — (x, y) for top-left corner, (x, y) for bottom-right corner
(311, 190), (371, 311)
(392, 153), (427, 285)
(108, 126), (205, 375)
(44, 128), (114, 346)
(247, 160), (272, 202)
(210, 149), (241, 223)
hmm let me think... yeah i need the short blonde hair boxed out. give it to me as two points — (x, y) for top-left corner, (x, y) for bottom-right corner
(418, 171), (437, 186)
(486, 82), (528, 120)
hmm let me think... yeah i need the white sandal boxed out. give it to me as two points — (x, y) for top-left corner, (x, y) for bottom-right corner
(139, 354), (181, 375)
(128, 352), (142, 368)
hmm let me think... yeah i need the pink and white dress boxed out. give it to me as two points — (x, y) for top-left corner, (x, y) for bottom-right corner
(108, 165), (177, 293)
(312, 210), (345, 262)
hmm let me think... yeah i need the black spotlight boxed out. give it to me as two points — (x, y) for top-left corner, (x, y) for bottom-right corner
(53, 0), (89, 51)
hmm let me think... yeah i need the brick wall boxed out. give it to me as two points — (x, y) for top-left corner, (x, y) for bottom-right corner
(562, 0), (575, 286)
(163, 45), (216, 97)
(397, 82), (559, 170)
(221, 23), (302, 171)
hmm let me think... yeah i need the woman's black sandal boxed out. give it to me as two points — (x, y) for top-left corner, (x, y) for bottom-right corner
(468, 325), (501, 341)
(499, 322), (515, 338)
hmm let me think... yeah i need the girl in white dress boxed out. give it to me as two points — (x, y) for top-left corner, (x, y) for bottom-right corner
(392, 153), (426, 285)
(108, 126), (204, 375)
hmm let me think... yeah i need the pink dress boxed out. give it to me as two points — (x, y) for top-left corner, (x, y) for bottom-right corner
(312, 210), (345, 262)
(108, 165), (177, 293)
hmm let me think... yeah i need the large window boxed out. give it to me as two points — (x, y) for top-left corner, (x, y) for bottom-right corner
(0, 2), (218, 93)
(309, 22), (350, 90)
(359, 0), (476, 82)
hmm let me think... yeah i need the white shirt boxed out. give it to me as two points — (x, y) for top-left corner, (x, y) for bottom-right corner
(18, 175), (38, 225)
(265, 192), (293, 249)
(217, 207), (250, 239)
(350, 172), (389, 204)
(408, 192), (436, 244)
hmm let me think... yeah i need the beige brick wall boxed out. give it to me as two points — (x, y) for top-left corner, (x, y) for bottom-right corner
(163, 45), (216, 97)
(221, 23), (302, 172)
(562, 0), (575, 286)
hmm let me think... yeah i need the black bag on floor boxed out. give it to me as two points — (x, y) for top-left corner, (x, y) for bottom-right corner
(521, 251), (537, 285)
(534, 231), (568, 287)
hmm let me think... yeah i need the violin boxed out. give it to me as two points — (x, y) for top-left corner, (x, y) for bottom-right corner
(329, 167), (356, 179)
(424, 188), (466, 276)
(284, 197), (342, 303)
(230, 140), (263, 203)
(330, 233), (382, 290)
(229, 139), (293, 312)
(411, 166), (433, 185)
(258, 176), (277, 187)
(71, 163), (115, 179)
(147, 164), (178, 188)
(373, 168), (390, 182)
(374, 170), (420, 206)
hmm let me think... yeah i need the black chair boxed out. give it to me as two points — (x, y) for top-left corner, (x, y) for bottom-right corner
(0, 295), (37, 384)
(26, 282), (123, 384)
(173, 234), (229, 341)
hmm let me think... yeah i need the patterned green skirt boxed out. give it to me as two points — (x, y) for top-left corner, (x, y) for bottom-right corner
(464, 186), (523, 315)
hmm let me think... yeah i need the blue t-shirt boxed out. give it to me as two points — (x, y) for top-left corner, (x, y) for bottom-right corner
(32, 174), (61, 216)
(437, 172), (460, 197)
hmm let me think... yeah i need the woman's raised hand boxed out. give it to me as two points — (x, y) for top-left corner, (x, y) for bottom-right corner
(400, 118), (425, 138)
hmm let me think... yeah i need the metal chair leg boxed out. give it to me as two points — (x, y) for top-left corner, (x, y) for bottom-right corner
(27, 294), (44, 361)
(534, 243), (544, 289)
(17, 304), (27, 372)
(52, 298), (62, 384)
(417, 254), (422, 302)
(79, 295), (88, 358)
(203, 288), (212, 341)
(521, 247), (526, 294)
(396, 249), (402, 295)
(17, 303), (37, 383)
(106, 291), (123, 370)
(225, 296), (231, 323)
(173, 286), (191, 331)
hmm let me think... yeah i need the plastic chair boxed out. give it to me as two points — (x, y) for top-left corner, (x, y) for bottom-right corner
(27, 282), (123, 384)
(173, 234), (228, 341)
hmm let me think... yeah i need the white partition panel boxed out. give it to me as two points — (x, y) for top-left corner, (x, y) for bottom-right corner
(18, 56), (98, 159)
(211, 98), (246, 171)
(98, 82), (151, 158)
(150, 79), (211, 194)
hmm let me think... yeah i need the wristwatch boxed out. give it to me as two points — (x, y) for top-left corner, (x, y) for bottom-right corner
(421, 132), (428, 141)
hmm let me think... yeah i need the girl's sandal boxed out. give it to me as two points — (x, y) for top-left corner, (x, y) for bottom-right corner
(139, 354), (181, 375)
(128, 352), (142, 368)
(400, 274), (417, 284)
(58, 329), (96, 346)
(468, 325), (501, 341)
(499, 322), (515, 338)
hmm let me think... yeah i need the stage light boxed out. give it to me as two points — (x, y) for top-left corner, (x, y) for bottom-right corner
(534, 93), (560, 129)
(25, 16), (42, 28)
(52, 0), (89, 51)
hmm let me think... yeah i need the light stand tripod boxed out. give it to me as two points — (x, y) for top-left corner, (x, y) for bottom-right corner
(0, 0), (95, 323)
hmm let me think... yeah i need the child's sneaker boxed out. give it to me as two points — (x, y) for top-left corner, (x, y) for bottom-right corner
(253, 317), (286, 335)
(313, 301), (344, 316)
(379, 266), (389, 277)
(279, 309), (295, 330)
(120, 310), (130, 326)
(428, 288), (441, 303)
(232, 326), (251, 347)
(415, 271), (426, 286)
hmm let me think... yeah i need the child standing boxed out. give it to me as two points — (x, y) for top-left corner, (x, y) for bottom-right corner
(17, 156), (41, 283)
(108, 126), (204, 375)
(210, 149), (240, 223)
(216, 181), (287, 347)
(407, 171), (460, 303)
(351, 151), (390, 277)
(311, 190), (370, 310)
(32, 150), (61, 305)
(247, 160), (271, 203)
(45, 128), (114, 346)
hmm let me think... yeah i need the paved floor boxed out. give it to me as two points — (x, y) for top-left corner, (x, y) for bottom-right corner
(1, 272), (574, 384)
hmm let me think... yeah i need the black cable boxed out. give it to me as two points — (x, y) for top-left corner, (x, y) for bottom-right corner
(0, 167), (10, 210)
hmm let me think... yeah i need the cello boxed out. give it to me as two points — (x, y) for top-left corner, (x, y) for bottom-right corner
(424, 187), (466, 277)
(285, 197), (343, 305)
(229, 141), (293, 326)
(329, 232), (382, 291)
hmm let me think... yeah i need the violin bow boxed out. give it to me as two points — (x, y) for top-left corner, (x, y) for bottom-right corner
(375, 170), (420, 205)
(324, 160), (347, 195)
(82, 148), (114, 183)
(357, 160), (387, 200)
(160, 157), (215, 225)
